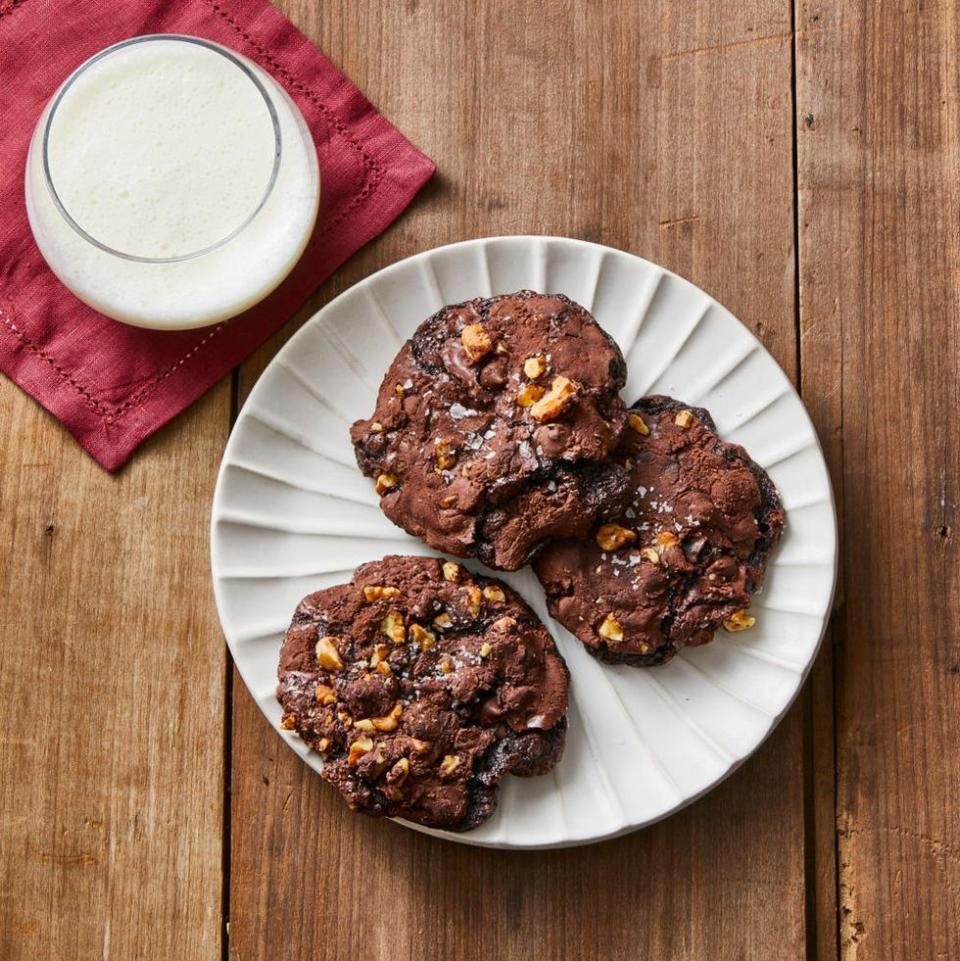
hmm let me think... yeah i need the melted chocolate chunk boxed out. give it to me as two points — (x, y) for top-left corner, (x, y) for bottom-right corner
(350, 291), (629, 570)
(277, 555), (569, 831)
(533, 396), (785, 665)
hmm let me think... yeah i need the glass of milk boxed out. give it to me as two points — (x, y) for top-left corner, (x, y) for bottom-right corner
(25, 35), (320, 330)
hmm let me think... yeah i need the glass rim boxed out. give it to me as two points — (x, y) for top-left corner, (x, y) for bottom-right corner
(41, 33), (283, 265)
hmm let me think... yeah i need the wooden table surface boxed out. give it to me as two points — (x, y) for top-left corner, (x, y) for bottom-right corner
(2, 2), (958, 959)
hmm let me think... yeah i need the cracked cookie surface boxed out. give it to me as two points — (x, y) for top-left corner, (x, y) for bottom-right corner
(350, 291), (629, 571)
(533, 396), (785, 665)
(277, 555), (569, 831)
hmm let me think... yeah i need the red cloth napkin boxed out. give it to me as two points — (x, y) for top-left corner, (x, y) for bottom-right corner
(0, 0), (434, 470)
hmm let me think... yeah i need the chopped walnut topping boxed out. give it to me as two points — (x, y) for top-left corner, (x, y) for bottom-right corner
(517, 383), (546, 407)
(463, 585), (483, 617)
(380, 611), (406, 644)
(410, 623), (436, 651)
(370, 421), (384, 433)
(461, 323), (494, 362)
(638, 642), (652, 655)
(391, 757), (410, 785)
(363, 585), (400, 602)
(409, 738), (431, 755)
(280, 714), (297, 731)
(374, 661), (392, 676)
(316, 737), (330, 753)
(433, 612), (453, 629)
(523, 356), (546, 380)
(315, 636), (344, 671)
(492, 616), (517, 631)
(394, 383), (405, 397)
(370, 752), (391, 779)
(442, 561), (461, 582)
(375, 473), (398, 495)
(655, 531), (679, 549)
(372, 701), (404, 732)
(347, 737), (374, 766)
(479, 642), (492, 658)
(353, 718), (376, 732)
(482, 585), (506, 603)
(370, 643), (390, 668)
(723, 610), (756, 632)
(440, 494), (458, 509)
(529, 375), (579, 421)
(596, 523), (637, 551)
(435, 440), (457, 471)
(598, 613), (624, 643)
(640, 547), (661, 566)
(674, 409), (694, 429)
(314, 683), (336, 705)
(628, 412), (650, 435)
(439, 754), (461, 776)
(440, 658), (454, 674)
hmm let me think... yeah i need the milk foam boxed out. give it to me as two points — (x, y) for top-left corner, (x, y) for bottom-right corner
(26, 36), (319, 329)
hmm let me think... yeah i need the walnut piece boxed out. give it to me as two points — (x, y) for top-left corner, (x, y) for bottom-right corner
(674, 409), (694, 429)
(523, 356), (546, 380)
(380, 611), (407, 644)
(598, 613), (624, 643)
(347, 736), (374, 766)
(435, 440), (457, 471)
(391, 757), (410, 785)
(375, 473), (398, 495)
(372, 701), (404, 732)
(628, 412), (650, 435)
(516, 383), (546, 407)
(640, 547), (661, 566)
(596, 523), (637, 551)
(529, 376), (578, 422)
(723, 610), (756, 632)
(461, 323), (494, 362)
(363, 585), (400, 602)
(433, 612), (453, 629)
(479, 642), (492, 658)
(482, 585), (506, 603)
(314, 683), (336, 705)
(439, 754), (461, 776)
(370, 421), (384, 433)
(442, 561), (461, 582)
(410, 623), (436, 651)
(655, 531), (679, 549)
(463, 585), (483, 617)
(492, 616), (517, 631)
(315, 636), (344, 671)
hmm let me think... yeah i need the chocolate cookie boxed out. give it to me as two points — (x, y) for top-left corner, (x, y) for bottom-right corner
(277, 555), (569, 831)
(533, 396), (785, 665)
(350, 291), (629, 571)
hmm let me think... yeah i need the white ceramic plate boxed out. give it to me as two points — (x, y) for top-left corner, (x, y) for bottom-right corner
(211, 236), (837, 849)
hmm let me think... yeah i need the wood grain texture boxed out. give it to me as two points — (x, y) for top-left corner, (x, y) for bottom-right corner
(0, 383), (230, 961)
(796, 1), (960, 959)
(228, 2), (807, 960)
